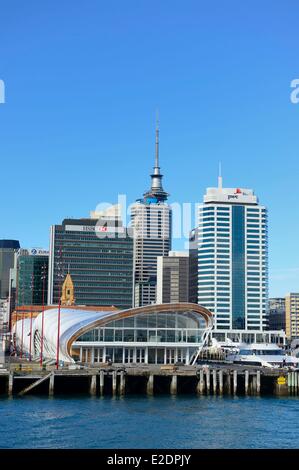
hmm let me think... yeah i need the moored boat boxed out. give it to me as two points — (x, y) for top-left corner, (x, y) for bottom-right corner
(226, 343), (299, 368)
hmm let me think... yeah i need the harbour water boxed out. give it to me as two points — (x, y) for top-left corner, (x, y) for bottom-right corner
(1, 395), (299, 448)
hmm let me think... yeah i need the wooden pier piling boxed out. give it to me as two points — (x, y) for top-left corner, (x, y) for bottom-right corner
(256, 371), (261, 395)
(90, 375), (97, 396)
(170, 375), (177, 395)
(233, 370), (237, 395)
(245, 370), (249, 395)
(226, 371), (231, 395)
(147, 374), (154, 396)
(219, 370), (223, 395)
(49, 373), (54, 396)
(251, 375), (257, 395)
(205, 369), (210, 394)
(99, 370), (104, 396)
(197, 369), (204, 395)
(112, 371), (117, 396)
(8, 373), (13, 396)
(119, 371), (126, 396)
(212, 369), (217, 394)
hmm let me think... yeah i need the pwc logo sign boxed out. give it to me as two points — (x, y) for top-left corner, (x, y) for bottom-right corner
(228, 189), (243, 200)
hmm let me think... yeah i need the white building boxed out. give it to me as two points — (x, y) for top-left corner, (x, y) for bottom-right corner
(195, 174), (273, 342)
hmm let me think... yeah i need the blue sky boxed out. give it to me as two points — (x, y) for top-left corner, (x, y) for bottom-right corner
(0, 0), (298, 297)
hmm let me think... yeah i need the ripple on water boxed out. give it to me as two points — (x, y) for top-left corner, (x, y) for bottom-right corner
(0, 395), (299, 448)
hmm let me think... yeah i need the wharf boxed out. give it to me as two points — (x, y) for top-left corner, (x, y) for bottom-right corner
(0, 362), (298, 397)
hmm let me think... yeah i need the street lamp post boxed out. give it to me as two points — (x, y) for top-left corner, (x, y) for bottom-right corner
(40, 265), (46, 367)
(29, 274), (34, 361)
(56, 250), (63, 370)
(13, 263), (20, 357)
(20, 289), (25, 359)
(8, 278), (14, 333)
(14, 309), (18, 357)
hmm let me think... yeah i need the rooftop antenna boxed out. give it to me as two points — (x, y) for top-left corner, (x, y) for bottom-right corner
(155, 109), (159, 170)
(218, 161), (223, 189)
(143, 109), (169, 202)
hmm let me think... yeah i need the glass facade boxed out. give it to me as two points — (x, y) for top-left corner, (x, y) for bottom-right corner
(49, 219), (133, 309)
(73, 310), (208, 364)
(77, 311), (206, 343)
(232, 205), (245, 329)
(17, 255), (48, 306)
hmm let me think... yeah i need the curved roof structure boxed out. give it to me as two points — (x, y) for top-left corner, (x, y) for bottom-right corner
(13, 303), (213, 364)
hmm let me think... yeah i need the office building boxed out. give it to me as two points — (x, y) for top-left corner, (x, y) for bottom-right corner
(0, 240), (20, 299)
(157, 251), (189, 304)
(131, 122), (171, 306)
(285, 293), (299, 339)
(16, 248), (49, 306)
(269, 298), (286, 331)
(48, 210), (133, 309)
(195, 175), (270, 341)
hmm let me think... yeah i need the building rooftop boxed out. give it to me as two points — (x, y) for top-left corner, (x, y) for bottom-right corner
(0, 240), (20, 249)
(204, 186), (258, 205)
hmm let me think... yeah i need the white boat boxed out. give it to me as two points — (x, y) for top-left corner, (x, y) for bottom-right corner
(226, 343), (299, 368)
(210, 337), (240, 353)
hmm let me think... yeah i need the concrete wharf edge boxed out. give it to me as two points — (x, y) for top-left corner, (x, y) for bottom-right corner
(0, 363), (295, 397)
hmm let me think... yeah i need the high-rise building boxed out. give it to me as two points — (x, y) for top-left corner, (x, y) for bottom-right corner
(131, 122), (171, 306)
(16, 248), (49, 306)
(48, 210), (133, 309)
(269, 298), (286, 331)
(156, 251), (189, 304)
(195, 175), (269, 340)
(285, 293), (299, 339)
(0, 240), (20, 299)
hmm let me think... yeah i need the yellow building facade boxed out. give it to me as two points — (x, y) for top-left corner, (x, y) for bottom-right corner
(285, 293), (299, 338)
(61, 273), (75, 306)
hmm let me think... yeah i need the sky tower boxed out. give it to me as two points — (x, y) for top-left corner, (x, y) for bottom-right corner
(131, 118), (172, 307)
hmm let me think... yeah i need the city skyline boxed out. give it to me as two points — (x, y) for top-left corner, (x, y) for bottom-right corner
(0, 1), (299, 298)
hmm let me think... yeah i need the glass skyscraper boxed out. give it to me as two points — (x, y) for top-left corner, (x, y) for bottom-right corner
(17, 249), (49, 306)
(194, 176), (269, 339)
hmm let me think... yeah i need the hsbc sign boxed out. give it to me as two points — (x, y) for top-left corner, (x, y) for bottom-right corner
(65, 224), (125, 234)
(95, 225), (125, 234)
